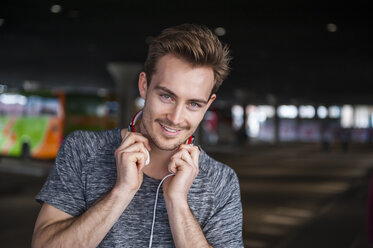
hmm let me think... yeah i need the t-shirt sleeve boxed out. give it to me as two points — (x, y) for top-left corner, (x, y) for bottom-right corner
(35, 132), (87, 216)
(203, 168), (244, 248)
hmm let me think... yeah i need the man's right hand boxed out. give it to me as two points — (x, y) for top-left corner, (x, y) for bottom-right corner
(114, 131), (151, 193)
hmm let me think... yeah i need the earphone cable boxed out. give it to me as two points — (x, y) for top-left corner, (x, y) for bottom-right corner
(148, 173), (175, 248)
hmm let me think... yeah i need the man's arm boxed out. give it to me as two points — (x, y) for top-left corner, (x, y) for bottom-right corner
(202, 166), (244, 247)
(32, 132), (151, 248)
(164, 198), (212, 248)
(163, 145), (211, 248)
(32, 187), (135, 248)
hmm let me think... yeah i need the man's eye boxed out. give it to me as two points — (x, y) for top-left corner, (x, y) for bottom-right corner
(190, 102), (201, 109)
(161, 94), (172, 101)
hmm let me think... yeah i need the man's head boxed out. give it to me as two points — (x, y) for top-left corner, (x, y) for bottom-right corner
(139, 24), (231, 151)
(144, 23), (231, 95)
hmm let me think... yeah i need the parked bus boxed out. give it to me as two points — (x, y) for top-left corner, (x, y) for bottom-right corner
(0, 90), (118, 159)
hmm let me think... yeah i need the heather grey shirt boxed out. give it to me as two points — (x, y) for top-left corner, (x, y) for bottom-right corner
(36, 128), (244, 247)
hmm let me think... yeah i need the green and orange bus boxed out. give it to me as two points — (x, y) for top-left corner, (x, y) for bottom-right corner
(0, 90), (118, 159)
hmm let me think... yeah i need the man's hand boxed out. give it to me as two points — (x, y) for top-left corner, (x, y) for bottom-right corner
(114, 132), (151, 193)
(162, 144), (200, 202)
(162, 145), (211, 247)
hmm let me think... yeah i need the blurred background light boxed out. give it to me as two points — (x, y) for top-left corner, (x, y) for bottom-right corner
(277, 105), (298, 119)
(23, 80), (41, 91)
(326, 23), (337, 32)
(329, 105), (341, 118)
(341, 105), (354, 128)
(258, 105), (275, 119)
(50, 4), (62, 14)
(299, 105), (315, 119)
(202, 110), (219, 144)
(246, 105), (274, 138)
(232, 105), (244, 131)
(354, 105), (370, 128)
(96, 104), (106, 117)
(246, 105), (260, 137)
(317, 106), (328, 119)
(214, 27), (226, 36)
(0, 93), (27, 105)
(97, 88), (109, 97)
(0, 18), (4, 27)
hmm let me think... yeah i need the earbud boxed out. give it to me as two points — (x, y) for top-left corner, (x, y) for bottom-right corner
(145, 149), (150, 166)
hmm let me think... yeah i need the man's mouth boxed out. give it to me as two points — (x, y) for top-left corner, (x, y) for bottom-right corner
(159, 123), (182, 136)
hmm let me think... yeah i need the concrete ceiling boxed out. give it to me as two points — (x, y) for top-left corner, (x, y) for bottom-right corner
(0, 0), (372, 104)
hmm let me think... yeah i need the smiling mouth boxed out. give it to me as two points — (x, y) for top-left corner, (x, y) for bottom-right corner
(159, 123), (182, 135)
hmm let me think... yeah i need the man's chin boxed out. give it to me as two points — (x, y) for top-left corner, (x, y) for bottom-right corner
(152, 138), (186, 151)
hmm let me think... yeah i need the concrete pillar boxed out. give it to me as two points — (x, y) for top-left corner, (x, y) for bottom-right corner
(107, 62), (142, 128)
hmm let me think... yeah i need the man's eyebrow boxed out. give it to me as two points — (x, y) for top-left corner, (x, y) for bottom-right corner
(154, 86), (209, 104)
(154, 86), (177, 98)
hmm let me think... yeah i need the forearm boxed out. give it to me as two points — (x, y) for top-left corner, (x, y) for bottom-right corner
(165, 198), (212, 248)
(32, 187), (135, 248)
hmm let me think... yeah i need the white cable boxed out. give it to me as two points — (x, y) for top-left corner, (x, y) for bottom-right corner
(148, 173), (175, 248)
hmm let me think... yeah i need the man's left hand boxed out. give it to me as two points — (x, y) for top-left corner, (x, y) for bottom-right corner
(162, 144), (200, 202)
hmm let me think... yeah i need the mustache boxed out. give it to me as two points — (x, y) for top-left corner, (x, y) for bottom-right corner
(155, 119), (190, 130)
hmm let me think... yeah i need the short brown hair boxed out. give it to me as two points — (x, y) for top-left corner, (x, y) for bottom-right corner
(144, 24), (232, 95)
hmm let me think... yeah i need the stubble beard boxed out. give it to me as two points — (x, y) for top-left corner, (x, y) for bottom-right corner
(140, 114), (192, 151)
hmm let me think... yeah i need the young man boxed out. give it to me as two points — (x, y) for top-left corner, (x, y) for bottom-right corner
(32, 24), (244, 247)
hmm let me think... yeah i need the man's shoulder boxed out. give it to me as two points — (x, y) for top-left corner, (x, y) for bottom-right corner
(198, 147), (237, 180)
(65, 128), (120, 140)
(63, 128), (121, 155)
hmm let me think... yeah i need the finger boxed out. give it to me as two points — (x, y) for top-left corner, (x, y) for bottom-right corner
(117, 143), (150, 169)
(179, 149), (195, 168)
(115, 143), (149, 166)
(120, 132), (151, 151)
(171, 149), (193, 168)
(116, 142), (148, 156)
(122, 132), (151, 151)
(189, 146), (200, 167)
(168, 157), (194, 175)
(126, 152), (147, 172)
(178, 145), (199, 178)
(179, 144), (200, 168)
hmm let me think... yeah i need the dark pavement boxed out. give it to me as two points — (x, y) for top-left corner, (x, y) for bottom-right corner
(0, 143), (372, 247)
(210, 143), (373, 248)
(0, 170), (48, 247)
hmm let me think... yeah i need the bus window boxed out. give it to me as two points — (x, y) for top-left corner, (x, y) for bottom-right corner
(0, 94), (27, 116)
(41, 98), (60, 116)
(25, 96), (43, 116)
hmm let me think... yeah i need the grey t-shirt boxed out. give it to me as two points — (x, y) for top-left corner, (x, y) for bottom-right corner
(36, 128), (244, 247)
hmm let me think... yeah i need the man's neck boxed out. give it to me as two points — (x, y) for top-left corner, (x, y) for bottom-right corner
(138, 123), (176, 180)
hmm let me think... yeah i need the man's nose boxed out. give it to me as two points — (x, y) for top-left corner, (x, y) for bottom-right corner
(167, 105), (184, 126)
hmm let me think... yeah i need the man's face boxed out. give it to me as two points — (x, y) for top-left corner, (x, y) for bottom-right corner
(139, 54), (216, 151)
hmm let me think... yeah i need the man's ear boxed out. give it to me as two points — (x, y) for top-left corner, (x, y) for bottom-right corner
(206, 94), (216, 109)
(138, 72), (148, 99)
